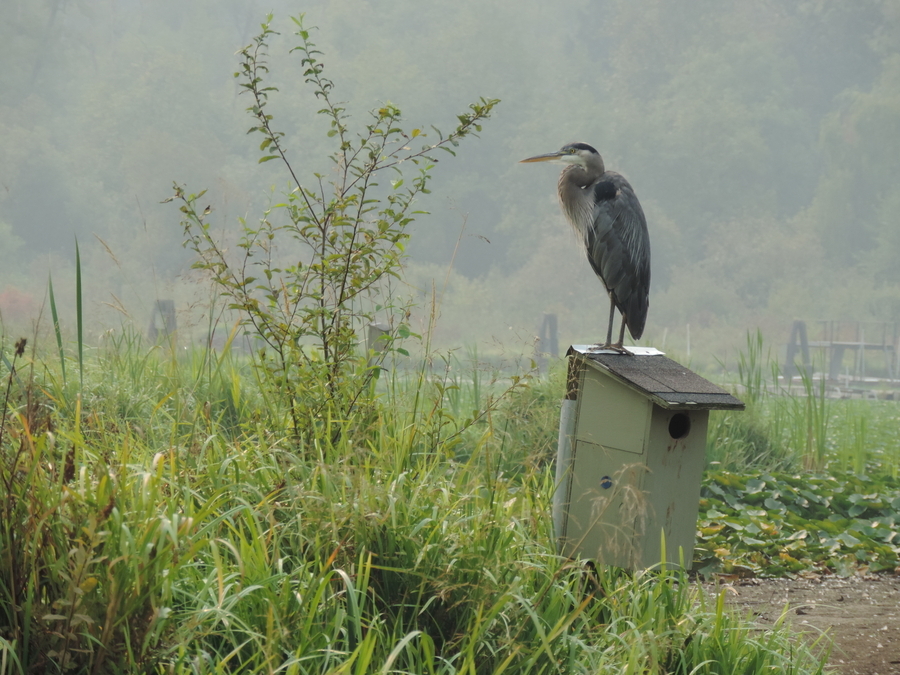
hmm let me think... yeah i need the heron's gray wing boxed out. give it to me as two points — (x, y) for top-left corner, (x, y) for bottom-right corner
(585, 173), (651, 339)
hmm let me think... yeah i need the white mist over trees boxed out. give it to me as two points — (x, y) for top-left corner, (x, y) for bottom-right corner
(1, 0), (898, 361)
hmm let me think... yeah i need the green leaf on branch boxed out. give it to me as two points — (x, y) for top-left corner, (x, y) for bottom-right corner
(172, 12), (498, 443)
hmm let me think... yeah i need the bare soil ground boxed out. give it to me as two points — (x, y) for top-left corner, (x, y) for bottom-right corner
(707, 576), (900, 674)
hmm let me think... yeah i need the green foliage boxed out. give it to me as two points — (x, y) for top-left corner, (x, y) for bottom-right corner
(48, 272), (67, 389)
(0, 334), (828, 674)
(682, 332), (900, 578)
(706, 331), (900, 478)
(707, 331), (793, 472)
(796, 366), (831, 472)
(45, 241), (91, 420)
(697, 471), (900, 577)
(485, 361), (566, 476)
(175, 15), (499, 442)
(46, 241), (89, 417)
(0, 376), (209, 671)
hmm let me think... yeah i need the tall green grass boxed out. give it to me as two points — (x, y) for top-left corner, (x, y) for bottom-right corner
(0, 329), (828, 674)
(707, 330), (900, 477)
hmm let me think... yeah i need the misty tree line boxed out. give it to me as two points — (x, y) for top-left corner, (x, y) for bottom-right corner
(0, 0), (898, 354)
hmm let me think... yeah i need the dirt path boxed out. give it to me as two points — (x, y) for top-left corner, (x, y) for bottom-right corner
(708, 576), (900, 674)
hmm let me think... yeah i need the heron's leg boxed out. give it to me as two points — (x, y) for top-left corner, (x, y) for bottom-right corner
(610, 314), (631, 354)
(605, 296), (616, 346)
(588, 298), (630, 354)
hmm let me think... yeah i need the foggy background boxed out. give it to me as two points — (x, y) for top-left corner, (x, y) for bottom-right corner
(2, 0), (899, 368)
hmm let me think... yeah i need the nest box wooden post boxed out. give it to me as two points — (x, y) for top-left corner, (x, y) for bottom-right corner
(554, 346), (744, 570)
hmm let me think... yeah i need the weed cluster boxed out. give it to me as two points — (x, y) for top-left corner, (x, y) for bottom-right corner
(174, 14), (498, 446)
(696, 471), (900, 576)
(0, 337), (828, 673)
(708, 330), (900, 478)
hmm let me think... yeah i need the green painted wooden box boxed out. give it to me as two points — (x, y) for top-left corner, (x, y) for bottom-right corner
(554, 346), (744, 570)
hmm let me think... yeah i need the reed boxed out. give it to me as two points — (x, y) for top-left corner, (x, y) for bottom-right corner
(705, 330), (900, 478)
(0, 328), (828, 674)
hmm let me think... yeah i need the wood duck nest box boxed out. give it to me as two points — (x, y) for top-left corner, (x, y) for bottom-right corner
(555, 346), (744, 570)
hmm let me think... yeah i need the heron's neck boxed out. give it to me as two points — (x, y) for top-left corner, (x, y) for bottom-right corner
(557, 166), (595, 236)
(560, 164), (595, 189)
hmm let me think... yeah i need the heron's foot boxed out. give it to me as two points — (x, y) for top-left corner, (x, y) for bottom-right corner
(587, 342), (632, 355)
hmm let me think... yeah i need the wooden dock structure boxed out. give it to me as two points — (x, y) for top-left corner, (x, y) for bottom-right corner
(784, 320), (899, 383)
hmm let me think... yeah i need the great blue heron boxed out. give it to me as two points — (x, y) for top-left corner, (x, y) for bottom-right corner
(520, 142), (650, 353)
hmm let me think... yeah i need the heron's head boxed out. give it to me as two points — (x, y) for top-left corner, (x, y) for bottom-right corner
(520, 142), (603, 170)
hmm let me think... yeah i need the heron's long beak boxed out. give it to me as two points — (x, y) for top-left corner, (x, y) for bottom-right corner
(519, 152), (563, 163)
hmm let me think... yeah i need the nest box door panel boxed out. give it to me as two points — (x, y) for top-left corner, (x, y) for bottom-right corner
(639, 408), (710, 566)
(563, 439), (651, 566)
(575, 367), (651, 454)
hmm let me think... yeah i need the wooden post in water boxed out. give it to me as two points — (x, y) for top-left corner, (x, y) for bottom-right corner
(535, 313), (558, 373)
(784, 320), (811, 379)
(148, 300), (177, 343)
(366, 322), (391, 369)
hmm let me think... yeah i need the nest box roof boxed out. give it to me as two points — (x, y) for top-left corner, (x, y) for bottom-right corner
(567, 346), (745, 411)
